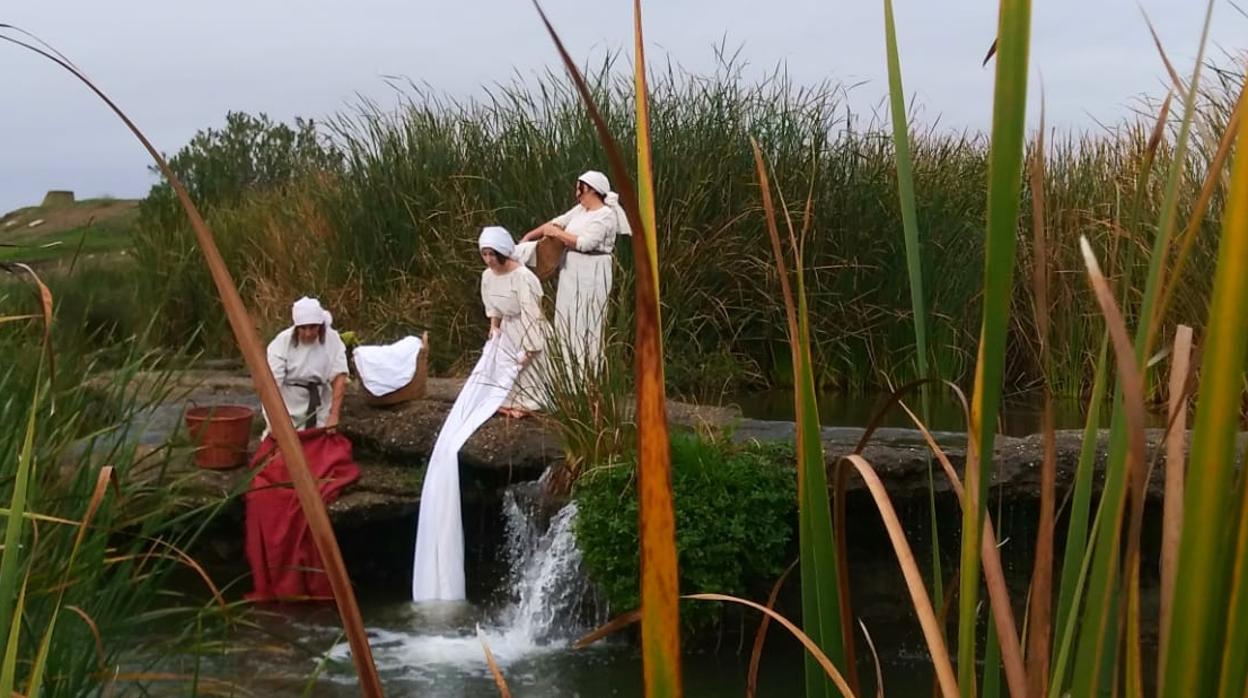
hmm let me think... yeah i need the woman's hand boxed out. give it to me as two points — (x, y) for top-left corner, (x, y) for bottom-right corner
(523, 223), (555, 242)
(542, 225), (576, 247)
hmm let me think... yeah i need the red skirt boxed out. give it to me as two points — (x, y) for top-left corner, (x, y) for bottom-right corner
(244, 428), (359, 602)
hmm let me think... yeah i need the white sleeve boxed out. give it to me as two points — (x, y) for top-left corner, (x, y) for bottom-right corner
(267, 336), (288, 384)
(551, 206), (578, 228)
(327, 331), (349, 378)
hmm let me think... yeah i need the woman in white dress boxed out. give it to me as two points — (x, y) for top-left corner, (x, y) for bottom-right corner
(263, 296), (349, 434)
(520, 170), (631, 377)
(479, 226), (550, 417)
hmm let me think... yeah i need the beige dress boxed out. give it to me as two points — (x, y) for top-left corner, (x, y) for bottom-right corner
(549, 204), (617, 374)
(481, 264), (550, 411)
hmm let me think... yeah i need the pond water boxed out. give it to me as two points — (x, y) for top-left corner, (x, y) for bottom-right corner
(721, 388), (1158, 436)
(156, 386), (1160, 696)
(188, 485), (957, 696)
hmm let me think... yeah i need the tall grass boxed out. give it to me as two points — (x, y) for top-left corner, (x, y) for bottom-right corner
(752, 141), (854, 697)
(533, 2), (683, 694)
(958, 1), (1032, 692)
(1162, 46), (1248, 697)
(8, 5), (1248, 697)
(1, 29), (384, 692)
(116, 56), (1241, 400)
(881, 0), (944, 625)
(0, 306), (235, 695)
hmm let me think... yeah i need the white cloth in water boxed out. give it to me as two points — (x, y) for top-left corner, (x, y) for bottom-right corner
(352, 335), (423, 396)
(411, 334), (523, 602)
(264, 326), (348, 434)
(550, 204), (617, 373)
(481, 265), (549, 411)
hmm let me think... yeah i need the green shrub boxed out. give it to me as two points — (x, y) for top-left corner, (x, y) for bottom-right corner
(131, 111), (341, 353)
(574, 432), (796, 632)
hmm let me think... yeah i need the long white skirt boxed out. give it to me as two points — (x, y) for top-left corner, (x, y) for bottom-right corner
(554, 251), (612, 377)
(411, 335), (523, 602)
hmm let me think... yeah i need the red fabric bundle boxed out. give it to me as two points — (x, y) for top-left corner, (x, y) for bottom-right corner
(244, 428), (359, 602)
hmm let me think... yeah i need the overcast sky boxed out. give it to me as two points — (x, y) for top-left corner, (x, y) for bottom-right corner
(1, 1), (1243, 213)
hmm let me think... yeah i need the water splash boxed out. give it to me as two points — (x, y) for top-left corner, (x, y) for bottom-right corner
(495, 483), (599, 645)
(325, 481), (600, 679)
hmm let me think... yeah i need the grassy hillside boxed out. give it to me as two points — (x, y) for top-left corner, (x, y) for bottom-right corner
(0, 198), (138, 264)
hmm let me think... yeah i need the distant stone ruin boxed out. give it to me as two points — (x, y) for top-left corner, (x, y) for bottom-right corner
(41, 190), (75, 208)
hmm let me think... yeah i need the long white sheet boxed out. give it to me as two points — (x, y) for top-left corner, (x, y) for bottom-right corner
(411, 335), (523, 602)
(353, 335), (423, 396)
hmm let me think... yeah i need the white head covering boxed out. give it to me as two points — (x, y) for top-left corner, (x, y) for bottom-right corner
(292, 296), (332, 327)
(478, 225), (516, 258)
(578, 170), (633, 237)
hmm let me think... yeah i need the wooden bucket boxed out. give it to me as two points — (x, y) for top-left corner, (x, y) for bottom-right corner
(362, 332), (429, 406)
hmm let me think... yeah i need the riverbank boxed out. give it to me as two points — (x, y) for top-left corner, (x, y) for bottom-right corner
(133, 368), (1197, 537)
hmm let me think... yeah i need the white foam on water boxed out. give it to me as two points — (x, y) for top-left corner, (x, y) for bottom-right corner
(327, 487), (597, 677)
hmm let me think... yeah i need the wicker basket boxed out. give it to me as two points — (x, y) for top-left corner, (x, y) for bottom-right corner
(362, 332), (429, 406)
(535, 237), (564, 281)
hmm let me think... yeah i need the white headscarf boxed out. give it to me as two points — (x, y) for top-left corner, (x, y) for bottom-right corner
(578, 170), (633, 237)
(292, 296), (331, 327)
(478, 225), (516, 258)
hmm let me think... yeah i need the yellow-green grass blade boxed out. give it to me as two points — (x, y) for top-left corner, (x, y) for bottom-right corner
(881, 0), (941, 610)
(958, 0), (1032, 692)
(1051, 331), (1108, 670)
(1163, 69), (1248, 698)
(1048, 501), (1106, 698)
(26, 466), (115, 698)
(983, 608), (1002, 698)
(1071, 5), (1216, 692)
(1137, 2), (1215, 356)
(0, 572), (31, 698)
(634, 0), (659, 299)
(531, 4), (682, 695)
(0, 365), (41, 665)
(1218, 469), (1248, 698)
(631, 3), (681, 694)
(1157, 81), (1246, 325)
(752, 139), (852, 698)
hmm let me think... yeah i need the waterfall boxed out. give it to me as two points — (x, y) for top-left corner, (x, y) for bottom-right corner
(324, 479), (601, 682)
(493, 483), (600, 645)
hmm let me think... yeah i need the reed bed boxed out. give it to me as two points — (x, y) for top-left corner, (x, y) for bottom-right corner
(126, 58), (1239, 399)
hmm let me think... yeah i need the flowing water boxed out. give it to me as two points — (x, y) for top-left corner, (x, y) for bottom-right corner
(206, 482), (838, 696)
(149, 386), (1156, 695)
(222, 488), (1157, 696)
